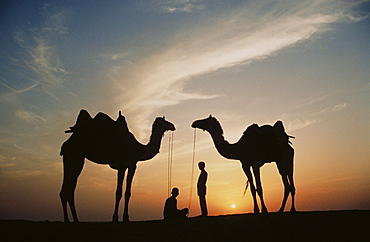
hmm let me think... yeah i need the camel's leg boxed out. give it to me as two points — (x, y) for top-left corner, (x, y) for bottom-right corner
(242, 163), (259, 214)
(288, 148), (296, 212)
(123, 163), (137, 222)
(60, 189), (69, 222)
(288, 172), (296, 212)
(252, 165), (268, 213)
(60, 155), (84, 222)
(277, 146), (296, 213)
(278, 174), (290, 213)
(112, 169), (125, 222)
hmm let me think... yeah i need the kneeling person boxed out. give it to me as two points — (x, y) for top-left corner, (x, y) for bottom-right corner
(163, 187), (188, 220)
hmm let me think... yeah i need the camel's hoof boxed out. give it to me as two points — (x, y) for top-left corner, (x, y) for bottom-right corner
(290, 207), (296, 213)
(112, 215), (119, 223)
(122, 215), (130, 223)
(262, 208), (269, 214)
(72, 218), (80, 223)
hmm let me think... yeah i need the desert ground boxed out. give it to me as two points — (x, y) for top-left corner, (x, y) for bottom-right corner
(1, 210), (369, 242)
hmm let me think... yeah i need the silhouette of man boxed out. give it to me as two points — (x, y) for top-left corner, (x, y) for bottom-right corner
(163, 187), (188, 220)
(197, 161), (208, 217)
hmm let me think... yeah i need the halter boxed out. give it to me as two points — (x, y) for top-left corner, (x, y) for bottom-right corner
(167, 132), (174, 197)
(166, 129), (197, 212)
(188, 128), (197, 210)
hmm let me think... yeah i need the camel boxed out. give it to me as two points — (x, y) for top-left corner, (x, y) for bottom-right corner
(191, 115), (295, 214)
(60, 110), (175, 222)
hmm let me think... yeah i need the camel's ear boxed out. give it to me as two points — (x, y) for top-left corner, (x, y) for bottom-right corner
(119, 110), (122, 116)
(163, 116), (165, 120)
(209, 114), (212, 118)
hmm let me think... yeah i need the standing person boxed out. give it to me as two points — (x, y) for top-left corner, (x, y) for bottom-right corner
(197, 161), (208, 217)
(163, 187), (188, 220)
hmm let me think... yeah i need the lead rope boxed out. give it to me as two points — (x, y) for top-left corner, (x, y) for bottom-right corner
(167, 132), (174, 197)
(188, 128), (197, 210)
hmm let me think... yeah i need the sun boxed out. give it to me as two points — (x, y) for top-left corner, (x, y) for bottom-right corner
(231, 204), (236, 208)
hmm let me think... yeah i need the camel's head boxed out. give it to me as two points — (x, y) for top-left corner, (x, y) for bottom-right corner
(153, 117), (176, 133)
(191, 115), (223, 134)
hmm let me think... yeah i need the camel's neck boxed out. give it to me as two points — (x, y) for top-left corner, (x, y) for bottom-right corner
(208, 128), (240, 160)
(138, 130), (166, 161)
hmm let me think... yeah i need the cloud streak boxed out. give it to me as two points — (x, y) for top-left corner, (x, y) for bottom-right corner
(11, 7), (71, 95)
(316, 103), (348, 114)
(27, 38), (68, 88)
(113, 0), (364, 134)
(157, 0), (205, 13)
(281, 101), (349, 132)
(15, 110), (46, 124)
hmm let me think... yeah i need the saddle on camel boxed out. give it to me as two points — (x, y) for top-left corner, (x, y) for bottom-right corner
(238, 120), (295, 163)
(65, 109), (129, 135)
(61, 109), (138, 169)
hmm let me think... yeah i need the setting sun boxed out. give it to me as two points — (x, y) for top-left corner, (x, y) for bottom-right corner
(231, 204), (236, 209)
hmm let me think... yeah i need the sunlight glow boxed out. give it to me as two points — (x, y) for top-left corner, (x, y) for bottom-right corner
(1, 0), (368, 223)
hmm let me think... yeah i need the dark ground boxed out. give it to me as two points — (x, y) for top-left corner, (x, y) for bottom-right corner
(1, 210), (369, 242)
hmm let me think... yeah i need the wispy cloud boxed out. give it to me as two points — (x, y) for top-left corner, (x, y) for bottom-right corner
(15, 110), (46, 124)
(114, 0), (365, 134)
(27, 37), (68, 88)
(281, 101), (349, 131)
(0, 79), (38, 94)
(157, 0), (205, 13)
(295, 91), (341, 109)
(315, 103), (348, 114)
(12, 7), (72, 94)
(285, 117), (322, 132)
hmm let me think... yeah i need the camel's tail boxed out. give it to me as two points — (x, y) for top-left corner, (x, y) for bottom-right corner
(243, 180), (249, 197)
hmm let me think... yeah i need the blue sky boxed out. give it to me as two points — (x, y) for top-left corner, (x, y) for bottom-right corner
(1, 0), (369, 221)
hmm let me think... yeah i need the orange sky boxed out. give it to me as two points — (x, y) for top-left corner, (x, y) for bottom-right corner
(1, 0), (369, 221)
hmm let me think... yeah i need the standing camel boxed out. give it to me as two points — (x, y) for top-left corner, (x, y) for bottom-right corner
(60, 110), (175, 222)
(191, 115), (295, 214)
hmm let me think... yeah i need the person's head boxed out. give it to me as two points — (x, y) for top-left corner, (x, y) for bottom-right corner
(198, 161), (205, 170)
(171, 187), (179, 197)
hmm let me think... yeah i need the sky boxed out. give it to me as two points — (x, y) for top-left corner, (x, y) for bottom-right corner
(0, 0), (369, 222)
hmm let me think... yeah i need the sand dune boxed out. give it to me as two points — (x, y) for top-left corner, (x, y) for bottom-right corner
(2, 210), (369, 241)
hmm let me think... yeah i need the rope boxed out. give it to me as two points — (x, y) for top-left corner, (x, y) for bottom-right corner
(188, 128), (197, 209)
(167, 132), (174, 197)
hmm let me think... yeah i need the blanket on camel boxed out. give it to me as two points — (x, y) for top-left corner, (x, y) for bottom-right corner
(236, 120), (294, 162)
(60, 109), (137, 162)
